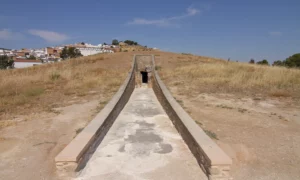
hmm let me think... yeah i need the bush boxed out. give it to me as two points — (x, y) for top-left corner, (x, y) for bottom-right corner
(249, 59), (255, 64)
(60, 46), (82, 60)
(112, 39), (119, 45)
(27, 55), (36, 60)
(182, 53), (192, 55)
(49, 72), (61, 81)
(285, 53), (300, 68)
(257, 59), (269, 65)
(273, 60), (284, 66)
(124, 40), (138, 45)
(0, 55), (14, 69)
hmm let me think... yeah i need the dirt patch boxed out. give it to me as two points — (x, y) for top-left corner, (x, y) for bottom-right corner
(168, 88), (300, 180)
(0, 51), (158, 180)
(0, 99), (100, 180)
(154, 52), (300, 179)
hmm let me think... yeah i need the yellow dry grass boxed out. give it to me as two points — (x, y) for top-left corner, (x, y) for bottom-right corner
(1, 51), (299, 127)
(158, 54), (300, 98)
(0, 53), (132, 127)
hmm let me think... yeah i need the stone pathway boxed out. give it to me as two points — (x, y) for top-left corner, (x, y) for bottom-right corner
(76, 87), (207, 180)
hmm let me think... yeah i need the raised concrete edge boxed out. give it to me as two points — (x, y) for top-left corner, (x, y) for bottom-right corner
(55, 55), (136, 169)
(151, 55), (232, 180)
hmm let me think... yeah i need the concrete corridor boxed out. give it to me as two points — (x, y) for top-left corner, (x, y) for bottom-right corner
(75, 87), (207, 180)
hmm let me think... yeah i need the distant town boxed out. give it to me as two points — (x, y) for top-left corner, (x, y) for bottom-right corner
(0, 40), (159, 68)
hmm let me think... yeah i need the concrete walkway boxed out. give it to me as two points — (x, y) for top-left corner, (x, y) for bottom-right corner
(76, 87), (207, 180)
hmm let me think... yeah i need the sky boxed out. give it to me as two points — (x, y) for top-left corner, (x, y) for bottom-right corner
(0, 0), (300, 62)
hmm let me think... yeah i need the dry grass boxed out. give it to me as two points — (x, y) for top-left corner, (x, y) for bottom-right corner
(1, 51), (299, 128)
(157, 53), (300, 98)
(0, 53), (133, 127)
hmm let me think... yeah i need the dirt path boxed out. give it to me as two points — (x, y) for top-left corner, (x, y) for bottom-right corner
(0, 100), (99, 180)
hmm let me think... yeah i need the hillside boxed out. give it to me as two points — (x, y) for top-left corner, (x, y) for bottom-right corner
(0, 51), (300, 180)
(155, 52), (300, 98)
(155, 52), (300, 180)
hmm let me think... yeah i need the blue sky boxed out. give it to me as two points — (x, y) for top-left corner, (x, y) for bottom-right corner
(0, 0), (299, 62)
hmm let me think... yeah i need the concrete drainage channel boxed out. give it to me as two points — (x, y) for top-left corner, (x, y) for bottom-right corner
(55, 55), (232, 180)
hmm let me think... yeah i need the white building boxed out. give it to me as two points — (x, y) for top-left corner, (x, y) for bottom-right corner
(0, 48), (14, 56)
(31, 48), (47, 58)
(78, 47), (114, 56)
(14, 59), (43, 68)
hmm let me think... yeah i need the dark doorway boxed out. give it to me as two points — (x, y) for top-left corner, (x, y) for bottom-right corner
(140, 71), (148, 83)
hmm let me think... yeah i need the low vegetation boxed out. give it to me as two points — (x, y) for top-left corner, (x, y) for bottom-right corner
(159, 54), (300, 98)
(0, 53), (130, 128)
(250, 53), (300, 68)
(0, 55), (14, 69)
(256, 59), (269, 65)
(60, 46), (82, 59)
(124, 40), (138, 45)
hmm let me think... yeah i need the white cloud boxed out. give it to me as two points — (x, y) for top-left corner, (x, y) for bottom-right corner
(0, 29), (23, 40)
(187, 7), (200, 16)
(128, 7), (201, 27)
(269, 31), (282, 36)
(28, 29), (69, 43)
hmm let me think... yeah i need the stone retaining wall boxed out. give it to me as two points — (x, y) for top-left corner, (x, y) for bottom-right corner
(55, 55), (136, 173)
(55, 54), (232, 180)
(151, 55), (232, 180)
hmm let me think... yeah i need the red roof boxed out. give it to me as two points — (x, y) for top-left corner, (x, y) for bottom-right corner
(14, 59), (41, 63)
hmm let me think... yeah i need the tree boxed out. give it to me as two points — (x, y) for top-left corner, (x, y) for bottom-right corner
(60, 46), (82, 60)
(60, 47), (69, 59)
(27, 55), (36, 60)
(124, 40), (138, 46)
(249, 59), (255, 64)
(0, 55), (14, 69)
(112, 39), (119, 45)
(257, 59), (269, 65)
(103, 42), (107, 45)
(273, 60), (285, 66)
(68, 47), (82, 58)
(285, 53), (300, 68)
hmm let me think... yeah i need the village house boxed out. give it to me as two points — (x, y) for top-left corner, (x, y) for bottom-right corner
(13, 59), (43, 68)
(46, 47), (62, 58)
(0, 48), (14, 56)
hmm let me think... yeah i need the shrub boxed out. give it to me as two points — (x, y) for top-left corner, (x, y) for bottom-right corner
(60, 47), (82, 60)
(124, 40), (138, 45)
(112, 39), (119, 45)
(285, 53), (300, 68)
(49, 72), (61, 81)
(204, 130), (219, 140)
(249, 59), (255, 64)
(0, 55), (14, 69)
(257, 59), (269, 65)
(182, 53), (192, 55)
(27, 55), (36, 60)
(273, 60), (284, 66)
